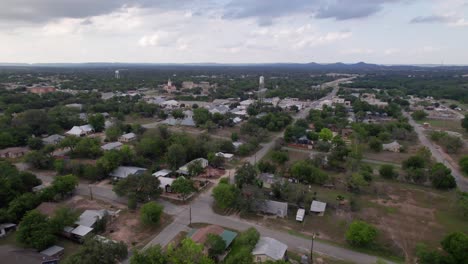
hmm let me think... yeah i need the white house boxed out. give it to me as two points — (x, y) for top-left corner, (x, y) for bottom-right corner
(162, 100), (180, 109)
(118, 132), (136, 143)
(152, 169), (172, 178)
(252, 237), (288, 262)
(382, 141), (402, 153)
(215, 152), (234, 160)
(65, 125), (93, 137)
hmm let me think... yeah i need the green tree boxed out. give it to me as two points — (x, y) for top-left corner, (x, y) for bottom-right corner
(27, 137), (44, 150)
(345, 220), (378, 247)
(188, 160), (204, 177)
(457, 192), (468, 219)
(16, 210), (56, 250)
(235, 163), (258, 188)
(205, 233), (226, 258)
(64, 237), (128, 264)
(74, 137), (102, 158)
(140, 201), (164, 226)
(290, 160), (328, 184)
(459, 156), (468, 175)
(171, 177), (194, 201)
(89, 113), (105, 132)
(411, 110), (428, 120)
(319, 128), (333, 141)
(166, 144), (186, 170)
(114, 174), (162, 202)
(130, 245), (167, 264)
(441, 232), (468, 264)
(172, 109), (185, 119)
(368, 137), (383, 152)
(166, 238), (214, 264)
(49, 207), (79, 234)
(430, 163), (456, 190)
(51, 174), (78, 198)
(212, 182), (239, 209)
(60, 136), (81, 152)
(193, 108), (212, 126)
(105, 125), (122, 141)
(271, 151), (289, 165)
(379, 164), (397, 179)
(461, 114), (468, 132)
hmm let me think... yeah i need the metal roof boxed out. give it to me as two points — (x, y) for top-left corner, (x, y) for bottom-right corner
(252, 237), (287, 260)
(40, 245), (64, 257)
(71, 225), (93, 237)
(310, 200), (327, 212)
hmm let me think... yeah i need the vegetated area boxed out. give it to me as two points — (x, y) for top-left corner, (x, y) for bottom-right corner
(211, 83), (467, 263)
(344, 73), (468, 103)
(1, 65), (468, 264)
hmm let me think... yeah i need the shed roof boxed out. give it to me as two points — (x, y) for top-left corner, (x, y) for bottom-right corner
(152, 169), (172, 177)
(71, 225), (93, 237)
(40, 245), (64, 257)
(310, 200), (327, 213)
(101, 142), (123, 151)
(110, 166), (147, 179)
(252, 237), (287, 260)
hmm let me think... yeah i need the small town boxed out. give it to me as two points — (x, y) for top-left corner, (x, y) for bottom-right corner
(0, 1), (467, 264)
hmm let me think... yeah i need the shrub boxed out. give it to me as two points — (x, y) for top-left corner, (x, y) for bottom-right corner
(379, 164), (397, 179)
(345, 220), (377, 247)
(140, 202), (164, 226)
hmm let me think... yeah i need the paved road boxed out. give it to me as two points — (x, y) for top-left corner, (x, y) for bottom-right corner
(243, 77), (353, 165)
(404, 112), (468, 191)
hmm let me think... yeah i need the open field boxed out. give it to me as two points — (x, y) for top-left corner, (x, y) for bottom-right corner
(416, 118), (467, 137)
(253, 178), (467, 262)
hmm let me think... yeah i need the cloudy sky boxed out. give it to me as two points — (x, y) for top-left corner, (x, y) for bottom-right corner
(0, 0), (467, 64)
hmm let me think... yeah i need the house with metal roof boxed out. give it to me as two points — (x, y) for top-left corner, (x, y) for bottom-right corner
(252, 237), (288, 262)
(65, 125), (93, 137)
(177, 158), (208, 175)
(152, 169), (172, 177)
(42, 134), (65, 145)
(101, 142), (123, 151)
(40, 245), (64, 258)
(110, 166), (147, 181)
(189, 225), (237, 250)
(118, 132), (137, 142)
(256, 200), (288, 218)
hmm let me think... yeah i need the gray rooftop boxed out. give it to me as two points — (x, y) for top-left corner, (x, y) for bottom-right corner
(310, 200), (327, 213)
(252, 237), (287, 260)
(40, 245), (64, 257)
(110, 166), (147, 179)
(75, 209), (108, 227)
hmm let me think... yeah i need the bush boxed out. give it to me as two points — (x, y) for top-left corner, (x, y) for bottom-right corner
(345, 220), (377, 247)
(411, 110), (427, 120)
(379, 164), (397, 179)
(430, 163), (456, 190)
(369, 137), (383, 152)
(459, 156), (468, 175)
(140, 202), (164, 226)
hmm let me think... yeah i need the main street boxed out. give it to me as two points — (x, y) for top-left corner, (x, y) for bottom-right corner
(404, 112), (468, 192)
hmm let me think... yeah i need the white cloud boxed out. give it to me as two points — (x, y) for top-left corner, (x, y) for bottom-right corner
(384, 48), (400, 55)
(340, 48), (375, 55)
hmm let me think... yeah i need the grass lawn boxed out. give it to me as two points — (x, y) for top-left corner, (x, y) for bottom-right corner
(0, 231), (80, 262)
(416, 118), (467, 137)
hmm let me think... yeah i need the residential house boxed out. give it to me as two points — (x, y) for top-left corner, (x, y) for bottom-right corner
(110, 166), (147, 181)
(101, 142), (123, 151)
(162, 100), (180, 109)
(65, 125), (93, 137)
(208, 105), (230, 115)
(239, 99), (255, 109)
(189, 225), (237, 251)
(152, 169), (172, 178)
(258, 173), (282, 189)
(0, 147), (29, 158)
(42, 134), (65, 145)
(158, 176), (176, 193)
(65, 103), (83, 110)
(256, 200), (288, 218)
(310, 200), (327, 216)
(215, 152), (234, 160)
(118, 132), (136, 142)
(252, 237), (288, 262)
(180, 117), (196, 127)
(177, 158), (209, 175)
(382, 141), (402, 153)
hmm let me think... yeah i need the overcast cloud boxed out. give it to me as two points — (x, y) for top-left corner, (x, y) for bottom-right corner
(0, 0), (467, 64)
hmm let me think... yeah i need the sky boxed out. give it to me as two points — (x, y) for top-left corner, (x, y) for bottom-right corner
(0, 0), (467, 64)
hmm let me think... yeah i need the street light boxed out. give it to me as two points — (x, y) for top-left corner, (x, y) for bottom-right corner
(310, 233), (316, 264)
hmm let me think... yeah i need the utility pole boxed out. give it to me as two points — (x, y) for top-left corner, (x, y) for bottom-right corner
(88, 184), (93, 200)
(189, 205), (192, 227)
(310, 233), (316, 264)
